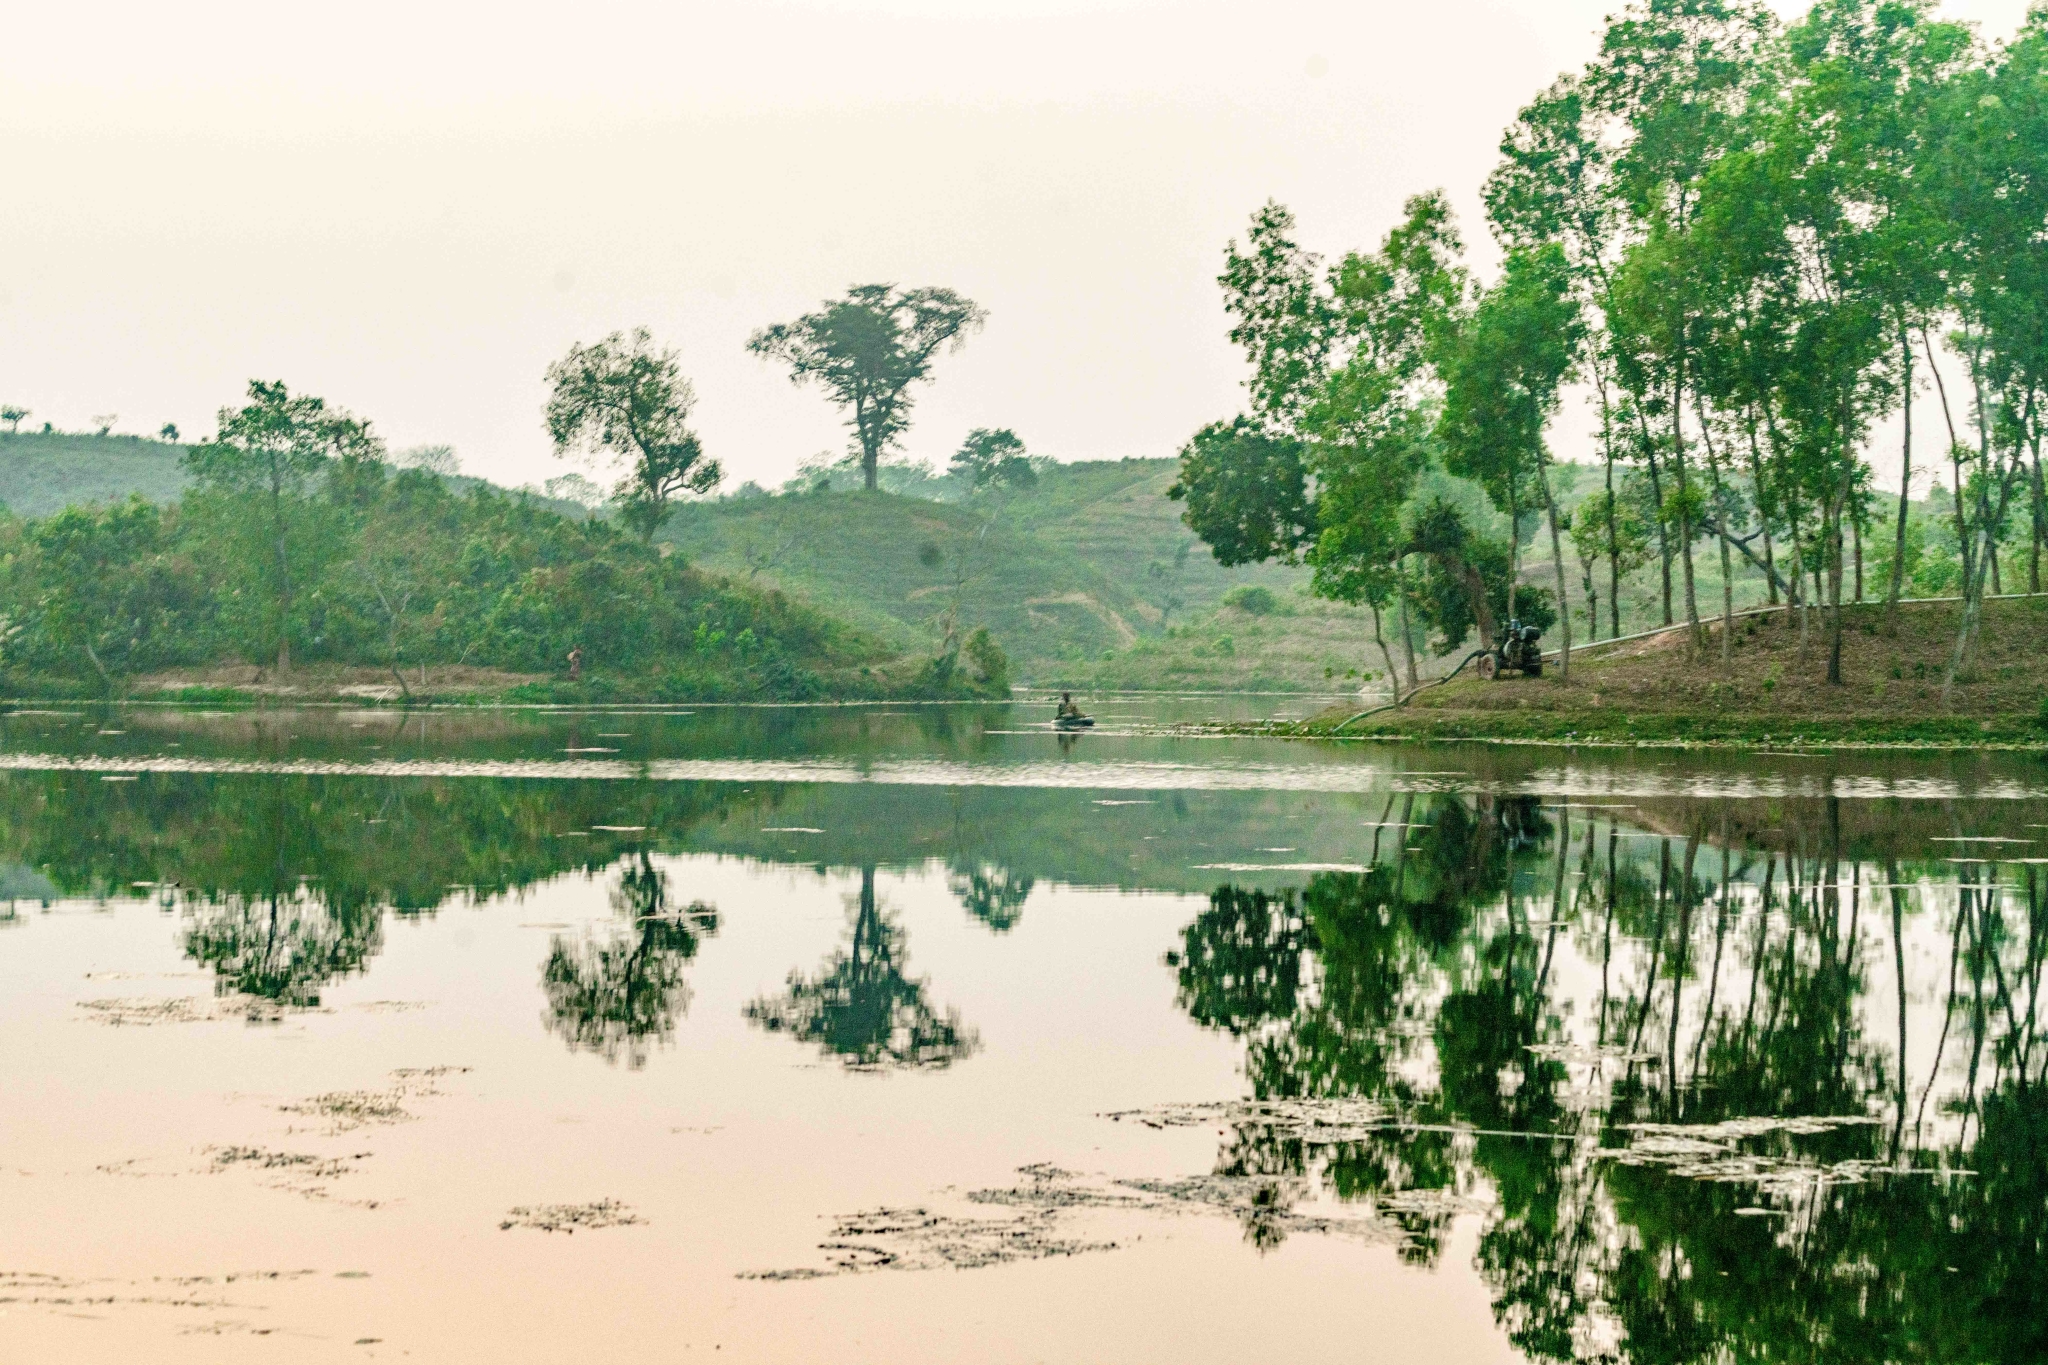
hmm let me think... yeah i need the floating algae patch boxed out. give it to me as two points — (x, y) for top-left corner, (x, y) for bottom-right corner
(278, 1066), (469, 1133)
(1607, 1114), (1921, 1193)
(78, 994), (306, 1026)
(742, 1158), (1462, 1281)
(206, 1146), (371, 1199)
(741, 1168), (1120, 1280)
(1101, 1098), (1393, 1142)
(279, 1091), (414, 1132)
(499, 1199), (644, 1234)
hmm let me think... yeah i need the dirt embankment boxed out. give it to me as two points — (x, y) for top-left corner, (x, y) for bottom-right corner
(129, 662), (547, 704)
(1304, 596), (2048, 745)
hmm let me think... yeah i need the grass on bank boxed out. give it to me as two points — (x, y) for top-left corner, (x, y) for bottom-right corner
(1275, 596), (2048, 747)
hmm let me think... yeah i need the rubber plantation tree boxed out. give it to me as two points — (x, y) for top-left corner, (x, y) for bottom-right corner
(747, 285), (986, 491)
(1585, 0), (1778, 635)
(545, 329), (721, 541)
(1172, 194), (1504, 693)
(184, 380), (381, 674)
(1305, 192), (1470, 688)
(1486, 72), (1632, 644)
(1435, 244), (1584, 678)
(1928, 12), (2048, 696)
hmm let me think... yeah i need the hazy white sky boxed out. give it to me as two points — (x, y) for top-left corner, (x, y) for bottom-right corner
(1, 0), (2034, 491)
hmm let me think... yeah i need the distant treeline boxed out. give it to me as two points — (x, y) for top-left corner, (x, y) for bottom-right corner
(0, 385), (1003, 701)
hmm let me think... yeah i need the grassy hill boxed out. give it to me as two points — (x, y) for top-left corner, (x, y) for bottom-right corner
(0, 431), (192, 516)
(0, 430), (589, 521)
(662, 458), (1383, 689)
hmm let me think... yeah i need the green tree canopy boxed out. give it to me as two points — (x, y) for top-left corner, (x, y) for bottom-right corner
(544, 328), (721, 541)
(748, 285), (986, 492)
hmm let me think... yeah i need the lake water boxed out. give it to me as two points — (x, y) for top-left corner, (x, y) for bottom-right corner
(3, 700), (2043, 1363)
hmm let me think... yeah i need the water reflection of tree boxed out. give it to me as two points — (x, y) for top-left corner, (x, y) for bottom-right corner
(747, 866), (979, 1070)
(183, 888), (384, 1010)
(541, 850), (718, 1069)
(1166, 794), (2048, 1362)
(176, 786), (386, 1010)
(949, 861), (1035, 933)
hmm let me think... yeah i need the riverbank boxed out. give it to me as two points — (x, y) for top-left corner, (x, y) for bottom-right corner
(1216, 596), (2048, 750)
(0, 656), (1006, 707)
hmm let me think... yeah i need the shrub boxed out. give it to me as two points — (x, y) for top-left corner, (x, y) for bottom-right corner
(1222, 584), (1279, 616)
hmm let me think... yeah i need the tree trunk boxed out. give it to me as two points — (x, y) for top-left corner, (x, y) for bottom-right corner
(1887, 323), (1912, 619)
(1747, 417), (1780, 608)
(1397, 581), (1419, 692)
(1506, 482), (1520, 624)
(1638, 410), (1674, 626)
(1828, 441), (1855, 684)
(1600, 374), (1620, 641)
(1694, 395), (1735, 671)
(1853, 510), (1863, 603)
(1927, 331), (1972, 593)
(1370, 603), (1400, 698)
(1672, 376), (1701, 652)
(273, 531), (292, 673)
(1787, 492), (1811, 648)
(2031, 437), (2044, 594)
(81, 638), (115, 695)
(1540, 455), (1570, 682)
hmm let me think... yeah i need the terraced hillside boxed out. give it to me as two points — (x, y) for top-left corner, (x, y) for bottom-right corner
(660, 458), (1361, 686)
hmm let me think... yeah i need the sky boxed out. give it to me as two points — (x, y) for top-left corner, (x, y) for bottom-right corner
(0, 0), (2036, 494)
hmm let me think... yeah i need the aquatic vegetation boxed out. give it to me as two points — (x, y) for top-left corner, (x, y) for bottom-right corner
(498, 1200), (644, 1234)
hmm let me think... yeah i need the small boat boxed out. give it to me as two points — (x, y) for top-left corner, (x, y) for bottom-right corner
(1054, 714), (1095, 729)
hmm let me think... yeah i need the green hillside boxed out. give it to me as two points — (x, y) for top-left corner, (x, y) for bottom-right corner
(660, 458), (1370, 687)
(0, 431), (589, 521)
(0, 431), (191, 516)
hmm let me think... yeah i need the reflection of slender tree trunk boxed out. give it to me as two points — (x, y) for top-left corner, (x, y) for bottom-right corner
(1915, 901), (1966, 1134)
(1889, 860), (1909, 1160)
(1537, 807), (1569, 1000)
(1630, 840), (1672, 1061)
(1393, 794), (1417, 904)
(1741, 857), (1774, 1054)
(1369, 792), (1397, 864)
(1598, 823), (1618, 1046)
(1691, 843), (1731, 1086)
(1666, 837), (1699, 1106)
(1960, 875), (1991, 1145)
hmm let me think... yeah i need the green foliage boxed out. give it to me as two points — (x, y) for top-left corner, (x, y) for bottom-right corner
(544, 329), (720, 541)
(963, 626), (1009, 691)
(13, 498), (205, 691)
(1435, 244), (1582, 520)
(748, 284), (986, 491)
(183, 380), (382, 671)
(0, 447), (940, 699)
(1166, 418), (1316, 567)
(950, 428), (1037, 492)
(1221, 584), (1279, 616)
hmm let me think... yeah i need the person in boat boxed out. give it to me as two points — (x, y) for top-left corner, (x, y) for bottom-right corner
(1055, 691), (1083, 721)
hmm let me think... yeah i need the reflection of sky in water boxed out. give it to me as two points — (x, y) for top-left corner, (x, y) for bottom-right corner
(1, 712), (2043, 1361)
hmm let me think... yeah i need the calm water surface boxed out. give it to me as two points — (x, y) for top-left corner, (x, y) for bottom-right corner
(2, 701), (2043, 1362)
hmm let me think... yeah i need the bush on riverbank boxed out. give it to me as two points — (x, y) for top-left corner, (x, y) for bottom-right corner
(0, 468), (1006, 703)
